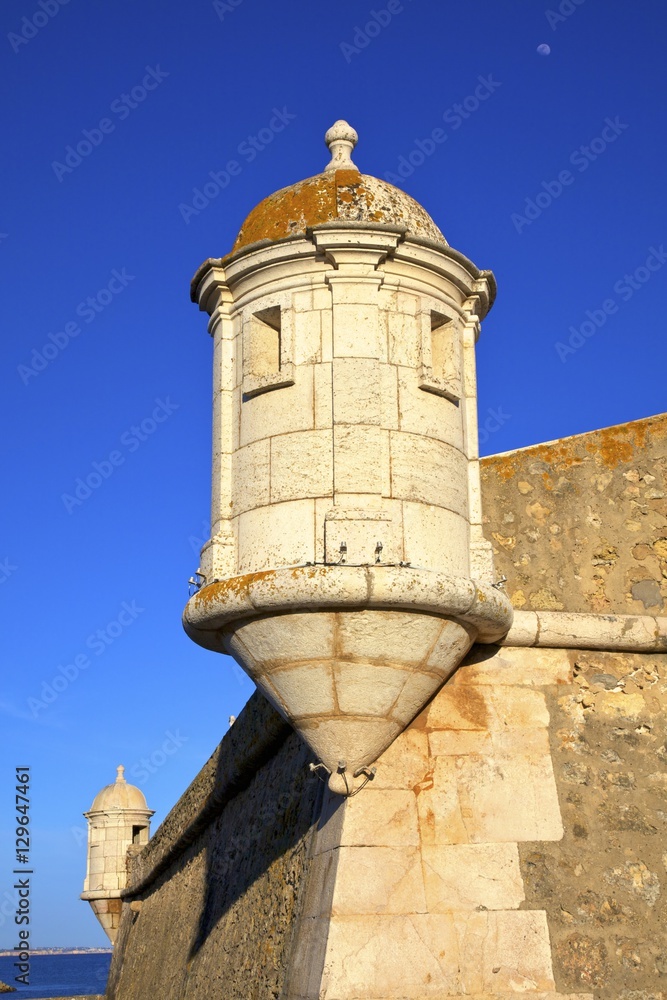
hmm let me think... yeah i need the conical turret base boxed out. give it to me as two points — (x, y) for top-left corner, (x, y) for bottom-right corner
(183, 566), (513, 794)
(226, 609), (473, 792)
(81, 892), (122, 944)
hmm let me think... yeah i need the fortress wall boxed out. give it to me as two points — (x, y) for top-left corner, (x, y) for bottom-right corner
(480, 413), (667, 616)
(105, 692), (324, 1000)
(103, 411), (667, 999)
(520, 647), (667, 995)
(106, 643), (667, 999)
(287, 644), (667, 999)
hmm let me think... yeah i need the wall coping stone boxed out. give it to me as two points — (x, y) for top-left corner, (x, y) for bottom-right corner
(502, 610), (667, 650)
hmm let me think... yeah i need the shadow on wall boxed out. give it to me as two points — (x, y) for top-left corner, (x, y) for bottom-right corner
(106, 691), (327, 1000)
(187, 727), (324, 968)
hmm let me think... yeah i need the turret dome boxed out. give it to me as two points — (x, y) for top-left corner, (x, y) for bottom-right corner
(230, 119), (447, 254)
(88, 765), (148, 813)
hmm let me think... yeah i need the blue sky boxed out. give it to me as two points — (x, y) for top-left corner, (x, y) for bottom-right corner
(1, 0), (666, 950)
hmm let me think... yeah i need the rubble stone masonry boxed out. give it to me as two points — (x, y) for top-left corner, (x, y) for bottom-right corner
(481, 414), (667, 617)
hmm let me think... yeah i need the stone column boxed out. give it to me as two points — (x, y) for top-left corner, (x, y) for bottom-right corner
(196, 268), (236, 584)
(461, 292), (495, 581)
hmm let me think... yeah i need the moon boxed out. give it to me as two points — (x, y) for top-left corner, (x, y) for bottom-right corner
(537, 43), (551, 56)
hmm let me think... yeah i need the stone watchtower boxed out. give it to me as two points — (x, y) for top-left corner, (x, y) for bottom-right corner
(184, 121), (513, 792)
(80, 765), (153, 942)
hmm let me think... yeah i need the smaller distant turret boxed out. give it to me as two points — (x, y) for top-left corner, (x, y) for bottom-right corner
(80, 765), (153, 943)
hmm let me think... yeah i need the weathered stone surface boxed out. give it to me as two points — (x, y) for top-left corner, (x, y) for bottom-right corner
(134, 119), (667, 1000)
(319, 910), (557, 998)
(107, 715), (321, 1000)
(517, 650), (667, 997)
(481, 414), (667, 615)
(332, 846), (427, 914)
(122, 692), (291, 894)
(185, 569), (511, 791)
(421, 842), (525, 911)
(229, 168), (448, 253)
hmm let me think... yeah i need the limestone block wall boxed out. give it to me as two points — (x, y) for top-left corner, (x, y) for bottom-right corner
(481, 413), (667, 614)
(290, 644), (572, 999)
(290, 643), (667, 999)
(196, 229), (495, 585)
(84, 814), (149, 896)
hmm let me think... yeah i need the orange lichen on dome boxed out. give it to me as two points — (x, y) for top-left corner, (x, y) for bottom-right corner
(232, 173), (339, 252)
(231, 169), (447, 253)
(334, 169), (363, 187)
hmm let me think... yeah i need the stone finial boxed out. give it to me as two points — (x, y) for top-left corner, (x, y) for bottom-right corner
(324, 120), (359, 172)
(115, 764), (126, 783)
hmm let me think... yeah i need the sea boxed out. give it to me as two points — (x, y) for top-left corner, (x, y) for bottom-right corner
(0, 953), (111, 998)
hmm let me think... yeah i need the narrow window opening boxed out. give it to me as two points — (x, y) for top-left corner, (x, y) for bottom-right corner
(418, 309), (460, 402)
(248, 306), (281, 377)
(430, 310), (452, 381)
(132, 825), (146, 845)
(243, 304), (294, 398)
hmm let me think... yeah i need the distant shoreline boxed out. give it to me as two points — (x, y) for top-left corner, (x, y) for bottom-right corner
(0, 949), (112, 957)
